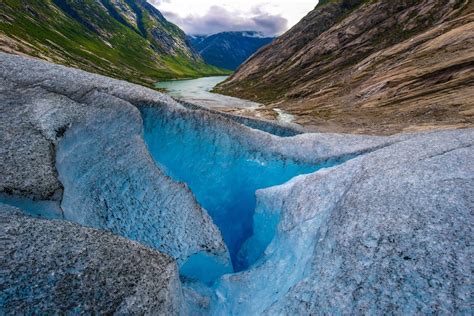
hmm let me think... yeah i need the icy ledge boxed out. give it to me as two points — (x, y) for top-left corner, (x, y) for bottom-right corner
(0, 53), (472, 314)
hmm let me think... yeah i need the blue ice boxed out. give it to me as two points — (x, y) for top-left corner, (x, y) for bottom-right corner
(140, 107), (327, 277)
(0, 194), (63, 219)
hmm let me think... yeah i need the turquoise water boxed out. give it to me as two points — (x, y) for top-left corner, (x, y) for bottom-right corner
(156, 76), (261, 109)
(140, 107), (332, 278)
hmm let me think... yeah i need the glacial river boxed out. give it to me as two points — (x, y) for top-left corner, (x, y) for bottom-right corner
(156, 76), (261, 109)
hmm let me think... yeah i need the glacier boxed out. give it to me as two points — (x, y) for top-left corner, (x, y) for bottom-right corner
(0, 52), (229, 269)
(141, 106), (325, 271)
(1, 52), (472, 315)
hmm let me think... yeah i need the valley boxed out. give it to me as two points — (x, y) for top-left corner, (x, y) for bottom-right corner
(0, 0), (472, 314)
(155, 76), (260, 109)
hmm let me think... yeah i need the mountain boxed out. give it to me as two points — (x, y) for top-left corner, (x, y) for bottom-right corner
(188, 31), (274, 71)
(0, 0), (229, 87)
(216, 0), (474, 134)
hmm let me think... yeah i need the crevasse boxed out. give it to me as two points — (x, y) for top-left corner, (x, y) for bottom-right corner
(140, 106), (336, 279)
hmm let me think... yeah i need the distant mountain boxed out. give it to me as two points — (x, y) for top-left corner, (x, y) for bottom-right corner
(0, 0), (228, 87)
(216, 0), (473, 134)
(188, 31), (274, 71)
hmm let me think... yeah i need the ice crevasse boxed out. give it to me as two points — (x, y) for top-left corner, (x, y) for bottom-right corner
(138, 104), (380, 310)
(2, 53), (471, 315)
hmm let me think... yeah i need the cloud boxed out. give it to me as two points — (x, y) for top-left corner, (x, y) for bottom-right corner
(147, 0), (170, 5)
(160, 5), (288, 36)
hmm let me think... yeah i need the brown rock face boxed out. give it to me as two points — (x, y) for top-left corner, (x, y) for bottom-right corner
(216, 0), (474, 135)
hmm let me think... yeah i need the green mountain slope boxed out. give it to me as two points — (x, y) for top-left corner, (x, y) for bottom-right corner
(0, 0), (230, 87)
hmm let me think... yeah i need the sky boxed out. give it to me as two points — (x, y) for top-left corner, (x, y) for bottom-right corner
(148, 0), (318, 36)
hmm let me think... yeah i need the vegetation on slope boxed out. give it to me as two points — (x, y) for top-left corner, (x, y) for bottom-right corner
(0, 0), (230, 87)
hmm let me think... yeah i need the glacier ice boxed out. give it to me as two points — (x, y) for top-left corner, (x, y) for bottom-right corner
(0, 194), (63, 219)
(54, 93), (229, 267)
(2, 53), (471, 314)
(140, 106), (331, 272)
(180, 252), (234, 285)
(207, 169), (349, 315)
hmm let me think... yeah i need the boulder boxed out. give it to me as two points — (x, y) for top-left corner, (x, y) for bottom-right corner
(0, 204), (184, 315)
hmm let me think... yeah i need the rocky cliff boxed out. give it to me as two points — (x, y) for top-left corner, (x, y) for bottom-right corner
(0, 0), (228, 86)
(188, 31), (274, 70)
(216, 0), (474, 134)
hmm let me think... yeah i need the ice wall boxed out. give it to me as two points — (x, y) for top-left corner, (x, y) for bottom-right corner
(208, 167), (352, 315)
(140, 106), (337, 272)
(208, 130), (474, 315)
(54, 91), (229, 267)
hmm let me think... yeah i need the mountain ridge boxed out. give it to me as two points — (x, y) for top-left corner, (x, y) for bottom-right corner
(188, 31), (274, 71)
(216, 0), (474, 134)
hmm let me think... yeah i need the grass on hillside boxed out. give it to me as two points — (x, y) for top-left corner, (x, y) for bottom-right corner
(0, 0), (230, 88)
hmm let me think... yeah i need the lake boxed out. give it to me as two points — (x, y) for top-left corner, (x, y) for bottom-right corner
(155, 76), (261, 109)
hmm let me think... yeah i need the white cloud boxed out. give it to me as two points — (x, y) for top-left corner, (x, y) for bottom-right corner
(161, 5), (287, 36)
(148, 0), (317, 36)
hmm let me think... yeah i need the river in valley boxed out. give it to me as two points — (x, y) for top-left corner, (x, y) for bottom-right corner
(156, 76), (261, 109)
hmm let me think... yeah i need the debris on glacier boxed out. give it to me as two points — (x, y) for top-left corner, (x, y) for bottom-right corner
(0, 204), (184, 315)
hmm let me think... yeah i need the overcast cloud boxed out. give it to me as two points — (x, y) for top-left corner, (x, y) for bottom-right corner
(148, 0), (317, 36)
(161, 6), (287, 36)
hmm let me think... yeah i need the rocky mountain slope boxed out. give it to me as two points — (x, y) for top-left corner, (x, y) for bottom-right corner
(0, 0), (227, 87)
(1, 52), (472, 314)
(188, 31), (274, 70)
(216, 0), (474, 134)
